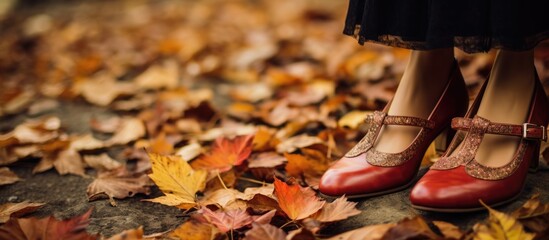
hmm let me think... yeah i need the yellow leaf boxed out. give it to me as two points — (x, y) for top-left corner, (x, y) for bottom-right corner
(338, 111), (372, 129)
(145, 153), (207, 209)
(472, 202), (535, 240)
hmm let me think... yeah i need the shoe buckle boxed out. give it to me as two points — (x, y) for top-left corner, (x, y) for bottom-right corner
(523, 123), (547, 141)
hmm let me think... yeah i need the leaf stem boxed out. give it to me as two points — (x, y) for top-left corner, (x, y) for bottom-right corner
(238, 177), (266, 185)
(216, 170), (229, 190)
(279, 220), (295, 229)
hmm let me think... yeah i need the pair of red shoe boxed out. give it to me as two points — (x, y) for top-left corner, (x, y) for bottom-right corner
(319, 62), (548, 212)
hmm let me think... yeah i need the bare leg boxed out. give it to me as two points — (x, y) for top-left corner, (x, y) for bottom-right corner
(375, 48), (454, 153)
(474, 50), (535, 166)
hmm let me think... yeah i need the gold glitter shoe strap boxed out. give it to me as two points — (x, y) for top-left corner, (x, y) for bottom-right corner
(383, 116), (436, 129)
(452, 117), (546, 141)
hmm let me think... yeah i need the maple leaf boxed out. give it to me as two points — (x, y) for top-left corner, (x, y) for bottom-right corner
(146, 153), (207, 209)
(244, 223), (286, 240)
(312, 196), (360, 222)
(0, 167), (20, 186)
(0, 209), (96, 240)
(0, 201), (44, 223)
(472, 202), (535, 240)
(87, 168), (152, 206)
(200, 208), (254, 233)
(273, 177), (325, 221)
(191, 134), (254, 172)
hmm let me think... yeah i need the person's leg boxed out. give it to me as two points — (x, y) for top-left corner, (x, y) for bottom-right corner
(375, 48), (455, 153)
(473, 49), (536, 166)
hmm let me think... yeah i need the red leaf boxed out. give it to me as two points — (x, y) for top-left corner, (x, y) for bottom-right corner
(273, 177), (325, 220)
(192, 134), (254, 172)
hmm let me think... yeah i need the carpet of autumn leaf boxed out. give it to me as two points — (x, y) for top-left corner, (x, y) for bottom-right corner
(1, 0), (549, 239)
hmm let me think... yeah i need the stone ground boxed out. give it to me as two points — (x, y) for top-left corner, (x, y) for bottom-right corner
(1, 0), (549, 238)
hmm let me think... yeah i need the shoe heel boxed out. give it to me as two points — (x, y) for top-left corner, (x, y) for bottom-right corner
(434, 127), (456, 154)
(529, 142), (541, 173)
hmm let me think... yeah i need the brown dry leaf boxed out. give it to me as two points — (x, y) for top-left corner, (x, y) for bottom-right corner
(248, 152), (286, 168)
(432, 221), (463, 240)
(191, 134), (254, 172)
(200, 207), (254, 233)
(227, 102), (257, 121)
(312, 196), (360, 222)
(146, 153), (207, 209)
(107, 226), (143, 240)
(252, 126), (279, 152)
(262, 100), (299, 127)
(244, 223), (286, 240)
(53, 149), (86, 176)
(276, 134), (324, 153)
(87, 168), (151, 206)
(327, 223), (395, 240)
(8, 116), (61, 145)
(380, 216), (441, 240)
(175, 142), (203, 161)
(229, 83), (273, 103)
(286, 228), (316, 240)
(510, 193), (549, 236)
(105, 118), (146, 146)
(170, 220), (220, 240)
(90, 116), (121, 134)
(273, 177), (325, 220)
(83, 153), (122, 171)
(69, 134), (105, 151)
(27, 99), (59, 116)
(78, 73), (136, 106)
(199, 188), (246, 209)
(338, 111), (371, 129)
(284, 149), (330, 181)
(175, 119), (202, 134)
(0, 201), (44, 223)
(148, 134), (175, 155)
(0, 167), (20, 186)
(0, 89), (34, 116)
(0, 209), (96, 240)
(134, 60), (179, 90)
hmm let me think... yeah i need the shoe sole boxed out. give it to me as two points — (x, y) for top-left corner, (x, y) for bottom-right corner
(319, 180), (415, 199)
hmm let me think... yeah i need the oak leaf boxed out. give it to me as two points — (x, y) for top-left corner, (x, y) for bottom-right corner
(0, 201), (44, 223)
(312, 196), (360, 222)
(191, 134), (254, 172)
(244, 223), (286, 240)
(273, 177), (324, 220)
(87, 168), (152, 206)
(0, 209), (96, 240)
(472, 202), (534, 240)
(146, 153), (207, 209)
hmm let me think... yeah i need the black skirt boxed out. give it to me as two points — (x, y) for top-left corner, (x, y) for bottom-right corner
(343, 0), (549, 53)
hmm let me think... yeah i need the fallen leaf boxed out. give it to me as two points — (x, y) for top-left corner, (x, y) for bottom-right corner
(0, 201), (45, 223)
(83, 153), (122, 171)
(134, 60), (179, 90)
(107, 226), (143, 240)
(199, 188), (246, 209)
(200, 207), (254, 233)
(244, 223), (286, 240)
(511, 193), (549, 236)
(433, 221), (463, 240)
(87, 169), (151, 206)
(191, 134), (254, 172)
(90, 116), (121, 134)
(284, 149), (330, 181)
(27, 99), (59, 116)
(381, 216), (441, 240)
(338, 111), (371, 129)
(69, 134), (105, 151)
(175, 142), (203, 161)
(286, 228), (316, 240)
(78, 73), (136, 106)
(273, 177), (324, 220)
(105, 118), (146, 146)
(53, 149), (86, 176)
(0, 167), (20, 186)
(313, 196), (360, 222)
(248, 152), (286, 168)
(471, 202), (535, 240)
(0, 209), (96, 240)
(170, 220), (219, 240)
(327, 223), (395, 240)
(146, 153), (207, 209)
(276, 134), (324, 153)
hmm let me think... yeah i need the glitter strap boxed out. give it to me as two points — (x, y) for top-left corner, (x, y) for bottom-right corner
(383, 116), (436, 129)
(451, 117), (546, 141)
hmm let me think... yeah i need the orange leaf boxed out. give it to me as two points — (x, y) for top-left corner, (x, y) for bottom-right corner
(273, 177), (324, 220)
(0, 209), (96, 240)
(192, 134), (254, 172)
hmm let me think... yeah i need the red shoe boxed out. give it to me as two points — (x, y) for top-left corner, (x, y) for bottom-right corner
(319, 61), (469, 198)
(410, 70), (549, 212)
